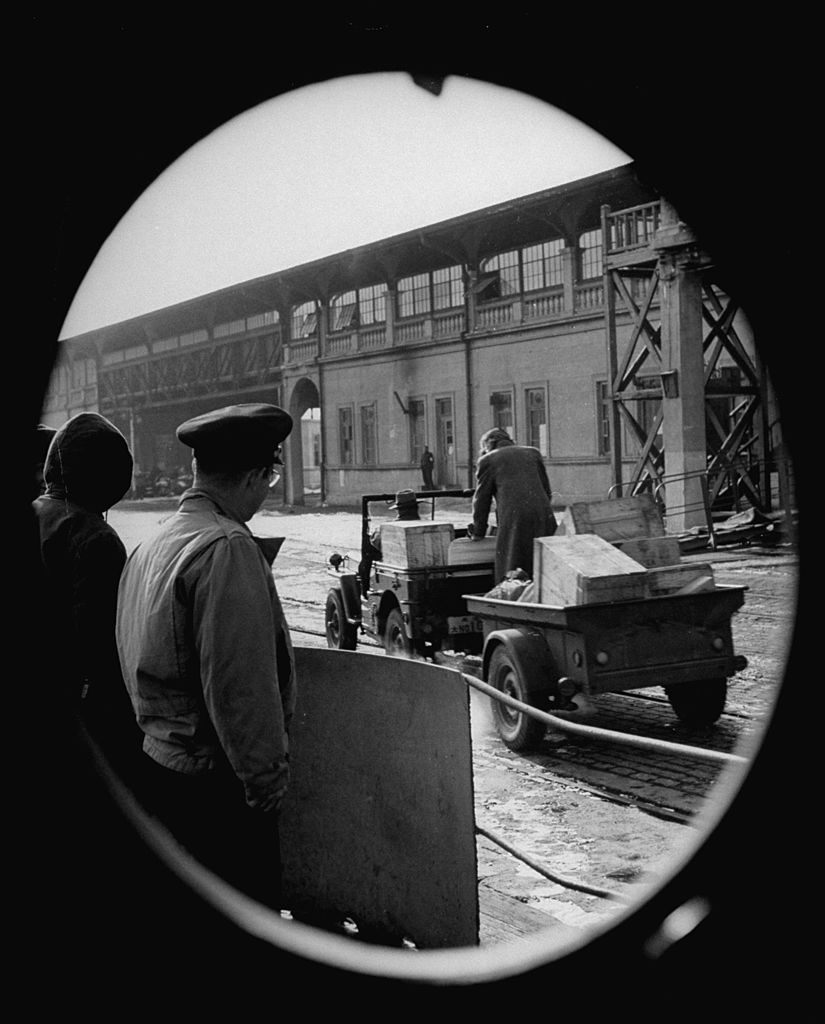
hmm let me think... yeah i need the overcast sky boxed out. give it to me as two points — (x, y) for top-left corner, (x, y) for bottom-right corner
(59, 73), (631, 340)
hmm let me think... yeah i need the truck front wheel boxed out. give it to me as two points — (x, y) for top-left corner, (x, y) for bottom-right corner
(488, 646), (547, 751)
(325, 589), (357, 650)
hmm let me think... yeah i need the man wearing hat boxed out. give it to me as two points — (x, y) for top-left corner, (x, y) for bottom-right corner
(358, 488), (422, 592)
(116, 403), (295, 909)
(368, 488), (421, 558)
(469, 427), (557, 584)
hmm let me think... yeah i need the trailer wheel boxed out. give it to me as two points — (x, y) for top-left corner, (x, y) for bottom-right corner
(488, 646), (546, 751)
(325, 589), (357, 650)
(665, 678), (727, 726)
(384, 608), (414, 658)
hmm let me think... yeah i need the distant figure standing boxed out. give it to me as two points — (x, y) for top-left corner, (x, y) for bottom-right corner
(420, 445), (435, 490)
(469, 428), (557, 583)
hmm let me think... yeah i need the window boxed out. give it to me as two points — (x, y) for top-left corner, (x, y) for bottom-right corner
(397, 265), (463, 317)
(478, 250), (519, 300)
(338, 407), (354, 465)
(330, 291), (358, 332)
(525, 387), (548, 454)
(358, 284), (387, 325)
(397, 275), (431, 318)
(490, 390), (514, 433)
(360, 403), (377, 464)
(432, 265), (463, 310)
(292, 301), (318, 338)
(409, 398), (426, 464)
(522, 240), (564, 292)
(579, 229), (603, 280)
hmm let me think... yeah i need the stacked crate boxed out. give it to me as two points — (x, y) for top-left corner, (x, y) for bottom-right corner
(533, 534), (648, 605)
(379, 521), (455, 568)
(531, 494), (715, 605)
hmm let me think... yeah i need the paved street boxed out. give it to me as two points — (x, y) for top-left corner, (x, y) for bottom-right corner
(108, 498), (798, 942)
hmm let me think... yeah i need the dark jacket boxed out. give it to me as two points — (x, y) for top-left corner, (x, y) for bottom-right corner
(32, 413), (138, 771)
(472, 442), (557, 582)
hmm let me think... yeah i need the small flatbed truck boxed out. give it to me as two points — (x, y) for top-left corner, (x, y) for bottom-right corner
(325, 489), (496, 658)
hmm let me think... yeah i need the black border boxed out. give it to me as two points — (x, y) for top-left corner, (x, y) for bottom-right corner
(17, 19), (811, 1013)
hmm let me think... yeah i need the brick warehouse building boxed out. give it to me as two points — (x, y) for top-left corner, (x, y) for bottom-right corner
(44, 162), (786, 532)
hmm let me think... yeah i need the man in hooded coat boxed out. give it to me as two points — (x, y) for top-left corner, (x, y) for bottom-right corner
(32, 412), (142, 782)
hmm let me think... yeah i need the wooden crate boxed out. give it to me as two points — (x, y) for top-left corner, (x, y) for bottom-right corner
(558, 494), (665, 542)
(379, 521), (455, 568)
(534, 534), (648, 606)
(447, 536), (497, 566)
(613, 535), (682, 568)
(645, 562), (715, 596)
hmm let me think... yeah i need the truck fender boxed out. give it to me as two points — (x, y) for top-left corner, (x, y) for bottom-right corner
(337, 573), (362, 623)
(482, 628), (558, 699)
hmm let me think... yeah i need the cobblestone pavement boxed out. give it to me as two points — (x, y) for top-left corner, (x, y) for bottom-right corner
(108, 502), (798, 941)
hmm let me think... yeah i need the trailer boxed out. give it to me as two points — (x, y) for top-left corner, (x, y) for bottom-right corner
(325, 489), (496, 658)
(464, 584), (748, 750)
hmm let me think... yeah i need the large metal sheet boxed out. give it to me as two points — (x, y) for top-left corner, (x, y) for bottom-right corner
(279, 647), (478, 949)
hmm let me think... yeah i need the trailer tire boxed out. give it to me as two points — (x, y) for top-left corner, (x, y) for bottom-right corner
(665, 678), (727, 726)
(384, 607), (414, 658)
(488, 645), (547, 751)
(325, 589), (357, 650)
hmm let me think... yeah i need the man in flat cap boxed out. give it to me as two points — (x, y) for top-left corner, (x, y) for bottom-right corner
(116, 403), (295, 909)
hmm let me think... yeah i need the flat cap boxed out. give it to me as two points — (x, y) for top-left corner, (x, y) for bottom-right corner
(177, 403), (293, 468)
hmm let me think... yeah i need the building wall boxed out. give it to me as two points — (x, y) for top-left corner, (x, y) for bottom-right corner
(316, 312), (640, 507)
(45, 169), (774, 514)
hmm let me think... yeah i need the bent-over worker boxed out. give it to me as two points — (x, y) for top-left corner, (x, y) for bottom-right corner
(469, 427), (557, 583)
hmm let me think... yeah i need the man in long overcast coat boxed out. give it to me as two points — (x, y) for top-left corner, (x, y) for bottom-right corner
(469, 428), (557, 583)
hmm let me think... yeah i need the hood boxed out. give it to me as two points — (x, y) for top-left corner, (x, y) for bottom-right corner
(44, 412), (133, 512)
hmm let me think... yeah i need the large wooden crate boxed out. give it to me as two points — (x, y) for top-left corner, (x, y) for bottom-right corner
(645, 562), (715, 596)
(612, 535), (682, 568)
(447, 536), (497, 565)
(558, 494), (665, 542)
(534, 534), (648, 606)
(379, 521), (455, 568)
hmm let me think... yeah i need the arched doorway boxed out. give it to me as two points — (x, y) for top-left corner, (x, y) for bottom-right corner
(286, 377), (322, 506)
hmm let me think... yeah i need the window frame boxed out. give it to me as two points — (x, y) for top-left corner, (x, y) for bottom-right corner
(521, 240), (564, 293)
(489, 387), (515, 436)
(357, 284), (387, 326)
(292, 300), (319, 339)
(338, 405), (354, 466)
(359, 402), (378, 464)
(408, 397), (427, 465)
(578, 228), (604, 281)
(524, 383), (549, 456)
(329, 291), (358, 332)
